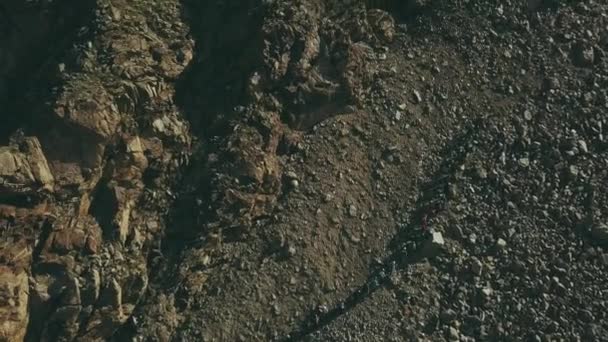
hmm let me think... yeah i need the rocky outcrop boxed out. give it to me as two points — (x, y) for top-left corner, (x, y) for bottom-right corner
(0, 0), (193, 340)
(0, 137), (54, 197)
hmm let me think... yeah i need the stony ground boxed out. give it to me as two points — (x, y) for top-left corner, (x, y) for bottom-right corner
(0, 0), (607, 341)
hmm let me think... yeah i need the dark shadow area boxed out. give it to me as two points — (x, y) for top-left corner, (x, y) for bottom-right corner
(160, 0), (266, 254)
(112, 1), (267, 339)
(0, 0), (96, 144)
(174, 0), (265, 138)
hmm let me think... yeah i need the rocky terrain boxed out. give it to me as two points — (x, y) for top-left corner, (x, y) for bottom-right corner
(0, 0), (607, 341)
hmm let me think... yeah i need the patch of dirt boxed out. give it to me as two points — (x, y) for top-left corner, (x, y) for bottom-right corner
(1, 0), (608, 342)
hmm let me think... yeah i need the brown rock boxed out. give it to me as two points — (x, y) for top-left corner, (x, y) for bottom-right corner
(51, 228), (87, 253)
(54, 84), (120, 141)
(85, 235), (99, 254)
(0, 137), (54, 195)
(367, 9), (395, 43)
(0, 267), (30, 342)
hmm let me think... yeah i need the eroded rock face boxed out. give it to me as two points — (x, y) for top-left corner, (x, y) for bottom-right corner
(0, 137), (54, 196)
(0, 1), (194, 341)
(54, 85), (120, 142)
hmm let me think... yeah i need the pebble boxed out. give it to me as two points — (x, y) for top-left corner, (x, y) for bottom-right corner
(471, 257), (483, 276)
(496, 238), (507, 250)
(286, 171), (298, 180)
(412, 90), (422, 104)
(573, 43), (595, 66)
(395, 110), (402, 121)
(448, 327), (459, 340)
(348, 204), (358, 217)
(421, 232), (445, 258)
(518, 158), (530, 168)
(476, 167), (488, 179)
(578, 140), (588, 153)
(152, 118), (166, 133)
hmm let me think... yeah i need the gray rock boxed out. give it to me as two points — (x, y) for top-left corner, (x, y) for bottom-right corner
(573, 42), (595, 67)
(412, 90), (422, 104)
(448, 326), (459, 340)
(471, 258), (483, 276)
(496, 238), (507, 250)
(348, 204), (357, 217)
(290, 179), (300, 188)
(578, 140), (589, 153)
(518, 158), (530, 168)
(420, 231), (445, 258)
(569, 165), (579, 177)
(601, 253), (608, 266)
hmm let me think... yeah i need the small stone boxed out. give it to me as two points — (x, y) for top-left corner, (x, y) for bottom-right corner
(573, 42), (595, 67)
(496, 238), (507, 250)
(290, 179), (300, 188)
(448, 327), (459, 340)
(420, 231), (445, 258)
(152, 118), (166, 133)
(471, 258), (483, 276)
(395, 110), (402, 121)
(481, 287), (493, 297)
(476, 167), (488, 179)
(569, 165), (579, 177)
(412, 90), (422, 104)
(85, 236), (98, 254)
(348, 204), (358, 217)
(287, 245), (297, 256)
(578, 140), (588, 153)
(286, 171), (298, 180)
(518, 158), (530, 168)
(524, 110), (533, 121)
